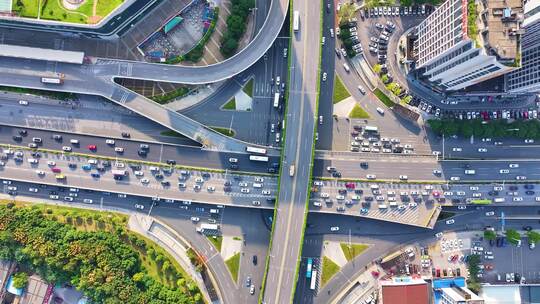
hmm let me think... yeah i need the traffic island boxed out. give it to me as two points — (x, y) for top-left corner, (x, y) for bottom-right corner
(225, 252), (240, 283)
(340, 243), (370, 261)
(321, 256), (341, 286)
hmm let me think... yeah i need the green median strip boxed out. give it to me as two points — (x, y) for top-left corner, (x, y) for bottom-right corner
(348, 104), (370, 119)
(222, 98), (236, 110)
(374, 88), (395, 108)
(321, 256), (340, 286)
(242, 79), (254, 98)
(225, 252), (240, 283)
(209, 126), (235, 137)
(333, 75), (351, 104)
(340, 243), (369, 261)
(206, 235), (223, 252)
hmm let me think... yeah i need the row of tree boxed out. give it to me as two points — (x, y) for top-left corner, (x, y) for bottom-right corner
(0, 205), (202, 304)
(428, 118), (540, 139)
(220, 0), (255, 57)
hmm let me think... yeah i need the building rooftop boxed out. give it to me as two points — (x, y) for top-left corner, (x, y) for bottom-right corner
(477, 0), (523, 62)
(381, 278), (430, 304)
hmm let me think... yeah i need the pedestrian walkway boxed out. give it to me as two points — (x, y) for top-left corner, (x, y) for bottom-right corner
(166, 80), (225, 111)
(322, 241), (348, 268)
(221, 235), (243, 260)
(333, 96), (356, 118)
(233, 90), (253, 111)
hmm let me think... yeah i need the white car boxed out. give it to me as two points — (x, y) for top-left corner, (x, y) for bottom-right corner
(106, 139), (115, 145)
(255, 177), (264, 182)
(28, 188), (38, 193)
(516, 176), (527, 180)
(322, 72), (327, 81)
(61, 146), (72, 152)
(433, 170), (442, 175)
(241, 188), (250, 193)
(432, 151), (441, 156)
(408, 202), (418, 208)
(207, 186), (215, 192)
(134, 204), (145, 210)
(49, 195), (59, 200)
(141, 178), (150, 184)
(478, 148), (487, 152)
(190, 217), (200, 222)
(509, 164), (519, 168)
(485, 211), (495, 216)
(64, 197), (74, 202)
(88, 159), (98, 165)
(252, 201), (261, 206)
(330, 226), (340, 232)
(228, 158), (238, 163)
(114, 147), (124, 153)
(399, 175), (408, 180)
(262, 190), (271, 195)
(35, 170), (45, 176)
(195, 177), (204, 183)
(28, 158), (38, 164)
(452, 147), (462, 152)
(435, 232), (443, 238)
(134, 171), (144, 177)
(366, 174), (376, 180)
(47, 160), (56, 166)
(513, 197), (524, 201)
(450, 176), (460, 181)
(499, 169), (509, 174)
(457, 205), (466, 210)
(18, 100), (29, 106)
(446, 219), (455, 225)
(313, 201), (322, 207)
(525, 139), (535, 143)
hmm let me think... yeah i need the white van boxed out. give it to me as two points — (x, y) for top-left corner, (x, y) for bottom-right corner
(494, 197), (506, 203)
(378, 204), (388, 209)
(343, 63), (350, 72)
(70, 139), (79, 144)
(210, 209), (219, 214)
(376, 107), (385, 115)
(253, 183), (263, 188)
(464, 170), (476, 175)
(83, 199), (93, 204)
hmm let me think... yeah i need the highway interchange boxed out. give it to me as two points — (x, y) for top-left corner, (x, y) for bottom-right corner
(1, 0), (540, 303)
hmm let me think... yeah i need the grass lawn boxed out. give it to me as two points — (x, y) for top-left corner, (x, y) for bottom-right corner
(225, 252), (240, 282)
(374, 88), (395, 107)
(210, 127), (235, 137)
(321, 256), (340, 286)
(13, 0), (124, 24)
(242, 79), (254, 98)
(207, 235), (223, 252)
(333, 75), (351, 104)
(340, 243), (369, 261)
(348, 104), (370, 119)
(160, 130), (185, 138)
(151, 87), (190, 104)
(222, 98), (236, 110)
(11, 0), (40, 18)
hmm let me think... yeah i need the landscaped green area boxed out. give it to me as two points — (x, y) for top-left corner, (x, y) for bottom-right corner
(243, 78), (254, 97)
(348, 104), (370, 119)
(466, 254), (482, 293)
(225, 252), (240, 282)
(340, 243), (369, 261)
(207, 235), (223, 252)
(467, 0), (478, 43)
(12, 0), (124, 24)
(428, 118), (540, 139)
(374, 88), (395, 107)
(0, 85), (77, 101)
(220, 0), (255, 57)
(333, 75), (351, 104)
(151, 87), (190, 104)
(321, 256), (340, 286)
(210, 126), (235, 137)
(160, 130), (185, 138)
(0, 201), (203, 303)
(222, 98), (236, 110)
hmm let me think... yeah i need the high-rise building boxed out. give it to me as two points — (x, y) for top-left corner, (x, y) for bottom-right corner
(414, 0), (523, 91)
(506, 0), (540, 93)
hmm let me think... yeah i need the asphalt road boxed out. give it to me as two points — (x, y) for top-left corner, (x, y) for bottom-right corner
(263, 0), (321, 302)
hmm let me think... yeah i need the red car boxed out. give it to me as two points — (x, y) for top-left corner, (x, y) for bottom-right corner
(345, 182), (355, 189)
(52, 168), (61, 173)
(371, 271), (379, 277)
(436, 269), (441, 277)
(87, 145), (97, 151)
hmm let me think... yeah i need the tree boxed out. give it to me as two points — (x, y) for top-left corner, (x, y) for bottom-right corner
(12, 272), (28, 289)
(527, 231), (540, 244)
(484, 230), (496, 240)
(381, 74), (389, 83)
(505, 229), (521, 245)
(373, 64), (382, 74)
(132, 272), (144, 282)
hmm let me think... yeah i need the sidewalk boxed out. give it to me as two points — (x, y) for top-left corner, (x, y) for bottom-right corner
(221, 235), (243, 260)
(323, 241), (349, 268)
(331, 264), (383, 304)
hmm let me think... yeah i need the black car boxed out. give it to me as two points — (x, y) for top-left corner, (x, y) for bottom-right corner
(266, 198), (276, 204)
(224, 186), (232, 192)
(509, 185), (518, 191)
(523, 226), (533, 231)
(68, 163), (77, 169)
(526, 190), (535, 195)
(154, 174), (164, 180)
(354, 189), (364, 195)
(102, 161), (111, 167)
(252, 255), (258, 265)
(166, 160), (176, 165)
(271, 162), (280, 168)
(130, 164), (141, 170)
(138, 149), (147, 156)
(230, 164), (239, 170)
(360, 162), (369, 168)
(12, 135), (22, 141)
(121, 132), (130, 138)
(364, 196), (374, 201)
(161, 181), (170, 187)
(202, 172), (211, 178)
(338, 189), (347, 194)
(31, 152), (41, 158)
(224, 181), (231, 186)
(488, 191), (499, 196)
(113, 175), (123, 180)
(18, 129), (27, 136)
(525, 184), (535, 190)
(332, 171), (342, 178)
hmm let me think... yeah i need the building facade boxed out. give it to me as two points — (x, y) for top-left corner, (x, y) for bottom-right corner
(506, 0), (540, 93)
(414, 0), (523, 91)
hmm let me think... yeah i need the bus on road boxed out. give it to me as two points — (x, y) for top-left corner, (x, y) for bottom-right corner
(274, 92), (280, 108)
(293, 11), (300, 32)
(112, 169), (128, 176)
(306, 258), (313, 278)
(249, 155), (269, 162)
(41, 74), (65, 85)
(310, 270), (317, 290)
(364, 125), (378, 132)
(246, 146), (267, 155)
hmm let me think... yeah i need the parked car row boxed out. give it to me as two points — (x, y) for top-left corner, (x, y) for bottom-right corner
(364, 5), (432, 18)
